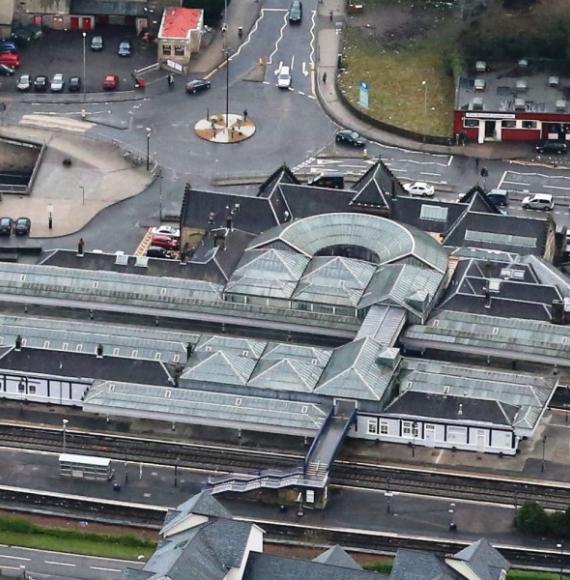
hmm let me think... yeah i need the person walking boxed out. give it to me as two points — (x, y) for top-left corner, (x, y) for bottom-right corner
(322, 71), (327, 84)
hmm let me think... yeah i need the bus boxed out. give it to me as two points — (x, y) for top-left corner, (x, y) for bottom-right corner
(59, 453), (113, 481)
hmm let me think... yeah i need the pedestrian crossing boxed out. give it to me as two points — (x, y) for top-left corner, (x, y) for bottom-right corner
(19, 114), (94, 133)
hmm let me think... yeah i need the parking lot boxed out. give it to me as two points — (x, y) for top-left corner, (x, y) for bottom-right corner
(0, 26), (157, 94)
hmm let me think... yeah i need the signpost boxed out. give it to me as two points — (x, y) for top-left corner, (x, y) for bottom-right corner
(359, 81), (369, 109)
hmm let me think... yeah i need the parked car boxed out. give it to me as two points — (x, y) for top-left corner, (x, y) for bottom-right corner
(151, 225), (180, 239)
(68, 76), (81, 92)
(150, 235), (179, 250)
(0, 53), (20, 68)
(117, 40), (131, 57)
(11, 24), (41, 46)
(146, 246), (170, 259)
(103, 73), (119, 90)
(485, 188), (509, 207)
(0, 217), (12, 236)
(0, 64), (14, 76)
(90, 35), (104, 51)
(33, 75), (48, 91)
(536, 141), (567, 155)
(403, 182), (435, 197)
(0, 41), (18, 52)
(289, 0), (303, 22)
(14, 217), (31, 236)
(185, 79), (211, 94)
(0, 45), (17, 55)
(277, 66), (291, 89)
(308, 172), (345, 189)
(16, 73), (31, 91)
(335, 129), (365, 147)
(50, 73), (65, 92)
(522, 193), (554, 211)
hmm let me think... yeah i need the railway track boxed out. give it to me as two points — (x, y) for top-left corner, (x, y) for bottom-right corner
(1, 423), (570, 510)
(0, 485), (567, 570)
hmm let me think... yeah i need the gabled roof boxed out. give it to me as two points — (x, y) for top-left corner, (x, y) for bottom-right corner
(522, 255), (570, 298)
(349, 159), (402, 209)
(315, 338), (398, 401)
(390, 549), (457, 580)
(449, 538), (510, 580)
(312, 545), (361, 569)
(182, 350), (256, 385)
(459, 185), (502, 214)
(258, 164), (299, 198)
(390, 197), (467, 235)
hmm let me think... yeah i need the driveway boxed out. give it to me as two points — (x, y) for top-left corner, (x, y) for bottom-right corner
(0, 26), (157, 94)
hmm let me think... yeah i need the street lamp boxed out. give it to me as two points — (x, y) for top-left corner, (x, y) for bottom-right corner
(556, 543), (564, 580)
(82, 32), (87, 99)
(541, 434), (548, 473)
(62, 418), (69, 453)
(225, 49), (230, 127)
(421, 80), (428, 116)
(145, 127), (152, 171)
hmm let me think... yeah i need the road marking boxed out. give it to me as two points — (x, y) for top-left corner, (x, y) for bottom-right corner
(390, 168), (407, 172)
(297, 90), (305, 95)
(290, 55), (295, 71)
(309, 9), (316, 68)
(0, 556), (31, 561)
(19, 114), (94, 133)
(419, 171), (441, 177)
(501, 180), (529, 186)
(267, 11), (288, 65)
(274, 61), (283, 76)
(45, 561), (76, 567)
(262, 80), (271, 85)
(302, 62), (308, 77)
(308, 95), (316, 100)
(544, 184), (570, 191)
(497, 170), (507, 189)
(447, 155), (453, 166)
(91, 566), (122, 572)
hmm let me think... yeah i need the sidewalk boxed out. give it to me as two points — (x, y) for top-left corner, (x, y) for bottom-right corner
(314, 8), (534, 160)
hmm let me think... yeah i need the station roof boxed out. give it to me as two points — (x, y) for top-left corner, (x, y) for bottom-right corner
(159, 7), (203, 39)
(84, 381), (328, 435)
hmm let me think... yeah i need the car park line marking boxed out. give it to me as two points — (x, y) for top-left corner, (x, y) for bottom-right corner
(290, 55), (295, 71)
(496, 170), (508, 189)
(45, 561), (75, 567)
(267, 11), (289, 65)
(447, 155), (453, 166)
(501, 180), (529, 186)
(419, 171), (441, 177)
(544, 184), (570, 191)
(90, 566), (121, 572)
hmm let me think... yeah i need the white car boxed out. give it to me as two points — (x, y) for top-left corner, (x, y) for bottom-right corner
(151, 225), (180, 238)
(522, 193), (554, 211)
(50, 73), (65, 92)
(403, 182), (435, 197)
(277, 66), (291, 89)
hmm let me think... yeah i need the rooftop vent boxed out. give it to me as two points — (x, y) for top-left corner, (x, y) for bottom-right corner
(135, 256), (148, 268)
(472, 97), (484, 111)
(376, 347), (400, 369)
(474, 78), (486, 92)
(488, 278), (502, 293)
(549, 76), (560, 87)
(115, 253), (129, 266)
(556, 99), (567, 112)
(515, 79), (528, 92)
(475, 60), (487, 73)
(514, 97), (526, 110)
(518, 58), (528, 69)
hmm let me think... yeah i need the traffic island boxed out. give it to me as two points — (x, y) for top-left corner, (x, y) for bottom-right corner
(194, 114), (256, 144)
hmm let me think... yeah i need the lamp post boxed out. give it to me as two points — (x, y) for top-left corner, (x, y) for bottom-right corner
(145, 127), (152, 171)
(421, 80), (428, 116)
(556, 543), (564, 580)
(541, 434), (548, 473)
(62, 418), (69, 453)
(82, 32), (87, 99)
(225, 49), (230, 128)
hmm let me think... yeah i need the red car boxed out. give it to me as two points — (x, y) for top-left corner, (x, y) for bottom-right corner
(103, 74), (119, 90)
(0, 53), (20, 68)
(150, 235), (179, 250)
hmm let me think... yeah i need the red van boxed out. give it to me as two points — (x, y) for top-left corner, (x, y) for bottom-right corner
(0, 53), (20, 68)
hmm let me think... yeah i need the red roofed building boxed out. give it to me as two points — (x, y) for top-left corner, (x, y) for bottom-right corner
(158, 6), (203, 69)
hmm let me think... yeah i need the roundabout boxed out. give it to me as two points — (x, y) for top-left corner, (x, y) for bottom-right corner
(194, 113), (256, 144)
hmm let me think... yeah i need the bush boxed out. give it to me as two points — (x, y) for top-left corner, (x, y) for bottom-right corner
(516, 501), (550, 535)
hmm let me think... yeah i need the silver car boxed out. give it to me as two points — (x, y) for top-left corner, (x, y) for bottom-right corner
(50, 73), (64, 92)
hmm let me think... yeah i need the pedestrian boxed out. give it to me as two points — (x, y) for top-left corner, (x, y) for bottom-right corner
(329, 9), (333, 21)
(475, 157), (480, 171)
(322, 71), (327, 84)
(243, 109), (248, 121)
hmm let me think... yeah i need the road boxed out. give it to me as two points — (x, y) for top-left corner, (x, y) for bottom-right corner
(0, 545), (143, 579)
(0, 0), (569, 249)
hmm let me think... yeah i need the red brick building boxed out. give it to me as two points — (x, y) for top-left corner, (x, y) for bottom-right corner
(454, 61), (570, 144)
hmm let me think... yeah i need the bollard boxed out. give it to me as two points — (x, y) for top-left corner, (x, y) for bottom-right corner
(238, 26), (243, 38)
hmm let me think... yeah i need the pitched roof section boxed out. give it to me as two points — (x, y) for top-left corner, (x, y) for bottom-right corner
(182, 350), (257, 385)
(258, 164), (299, 198)
(450, 538), (510, 580)
(315, 338), (398, 401)
(312, 545), (361, 569)
(390, 549), (456, 580)
(349, 159), (403, 209)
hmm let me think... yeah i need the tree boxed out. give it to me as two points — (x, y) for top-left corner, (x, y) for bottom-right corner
(516, 501), (550, 535)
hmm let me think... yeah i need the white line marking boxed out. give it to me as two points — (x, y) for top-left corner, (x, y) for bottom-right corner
(497, 170), (507, 189)
(297, 90), (305, 95)
(390, 168), (407, 172)
(290, 55), (295, 71)
(262, 80), (271, 85)
(308, 95), (316, 100)
(45, 561), (76, 567)
(302, 62), (308, 77)
(91, 566), (122, 572)
(0, 556), (31, 561)
(419, 171), (441, 177)
(267, 12), (288, 65)
(544, 184), (570, 191)
(501, 180), (529, 186)
(447, 155), (453, 166)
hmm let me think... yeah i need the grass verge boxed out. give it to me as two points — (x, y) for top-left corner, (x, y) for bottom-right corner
(0, 515), (156, 560)
(338, 28), (456, 137)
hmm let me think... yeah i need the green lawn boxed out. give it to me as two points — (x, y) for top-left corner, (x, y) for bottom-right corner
(0, 516), (156, 560)
(338, 29), (457, 137)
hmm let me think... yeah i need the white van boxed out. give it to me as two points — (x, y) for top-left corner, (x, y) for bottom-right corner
(522, 193), (554, 211)
(277, 66), (291, 89)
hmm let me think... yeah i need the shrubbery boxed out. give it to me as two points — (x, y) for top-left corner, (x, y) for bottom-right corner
(516, 501), (570, 538)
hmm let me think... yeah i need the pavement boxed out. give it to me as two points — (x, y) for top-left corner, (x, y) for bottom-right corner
(0, 126), (154, 238)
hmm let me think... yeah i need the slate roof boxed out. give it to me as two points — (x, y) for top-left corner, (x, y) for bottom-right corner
(312, 545), (361, 569)
(0, 347), (171, 386)
(391, 197), (467, 234)
(443, 211), (550, 256)
(279, 182), (355, 220)
(521, 255), (570, 298)
(181, 350), (257, 385)
(161, 491), (231, 535)
(449, 538), (510, 580)
(390, 549), (457, 580)
(244, 552), (385, 580)
(349, 159), (403, 210)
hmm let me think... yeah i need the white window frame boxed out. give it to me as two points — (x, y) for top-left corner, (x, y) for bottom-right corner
(402, 421), (420, 438)
(379, 420), (389, 435)
(367, 418), (378, 435)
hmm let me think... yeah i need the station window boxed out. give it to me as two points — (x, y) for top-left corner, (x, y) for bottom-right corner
(29, 385), (36, 394)
(464, 118), (479, 128)
(18, 381), (25, 392)
(162, 44), (172, 56)
(502, 120), (516, 128)
(174, 45), (185, 56)
(402, 421), (420, 438)
(379, 420), (389, 435)
(522, 120), (537, 129)
(367, 418), (378, 435)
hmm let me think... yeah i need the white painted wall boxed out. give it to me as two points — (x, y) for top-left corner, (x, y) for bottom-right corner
(0, 373), (89, 406)
(162, 513), (209, 538)
(225, 525), (264, 580)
